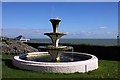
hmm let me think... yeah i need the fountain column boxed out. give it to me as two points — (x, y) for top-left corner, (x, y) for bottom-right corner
(44, 18), (66, 47)
(44, 17), (67, 61)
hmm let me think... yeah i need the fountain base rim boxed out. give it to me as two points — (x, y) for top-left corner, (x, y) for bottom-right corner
(13, 52), (98, 73)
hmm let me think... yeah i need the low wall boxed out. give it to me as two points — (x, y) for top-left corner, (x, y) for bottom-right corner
(25, 42), (119, 61)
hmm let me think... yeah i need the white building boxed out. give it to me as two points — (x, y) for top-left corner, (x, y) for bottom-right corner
(15, 35), (30, 42)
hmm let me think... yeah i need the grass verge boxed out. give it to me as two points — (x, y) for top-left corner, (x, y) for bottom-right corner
(2, 54), (120, 79)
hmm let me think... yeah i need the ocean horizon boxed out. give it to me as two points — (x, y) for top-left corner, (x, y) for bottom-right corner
(29, 38), (118, 46)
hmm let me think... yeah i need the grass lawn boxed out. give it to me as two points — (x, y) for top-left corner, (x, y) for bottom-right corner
(1, 54), (120, 79)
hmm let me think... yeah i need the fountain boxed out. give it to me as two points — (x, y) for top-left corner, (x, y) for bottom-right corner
(13, 18), (98, 73)
(43, 18), (73, 62)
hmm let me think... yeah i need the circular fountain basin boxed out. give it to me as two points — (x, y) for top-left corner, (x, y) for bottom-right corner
(12, 52), (98, 73)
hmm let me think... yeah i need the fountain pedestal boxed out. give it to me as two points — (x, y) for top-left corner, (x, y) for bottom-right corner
(44, 46), (73, 62)
(47, 50), (63, 61)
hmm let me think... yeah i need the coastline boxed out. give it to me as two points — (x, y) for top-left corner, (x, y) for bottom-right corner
(28, 38), (118, 46)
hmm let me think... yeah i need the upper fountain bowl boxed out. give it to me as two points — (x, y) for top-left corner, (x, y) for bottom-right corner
(44, 32), (67, 36)
(50, 17), (61, 33)
(50, 17), (61, 20)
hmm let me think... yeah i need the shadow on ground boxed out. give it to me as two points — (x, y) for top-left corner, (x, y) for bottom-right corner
(2, 58), (31, 71)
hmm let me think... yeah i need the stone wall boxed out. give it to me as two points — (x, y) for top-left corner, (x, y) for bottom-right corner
(1, 37), (38, 54)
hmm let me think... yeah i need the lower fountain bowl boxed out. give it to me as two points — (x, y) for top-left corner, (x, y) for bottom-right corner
(12, 52), (98, 73)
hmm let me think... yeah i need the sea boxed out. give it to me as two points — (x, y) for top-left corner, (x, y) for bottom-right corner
(29, 38), (119, 46)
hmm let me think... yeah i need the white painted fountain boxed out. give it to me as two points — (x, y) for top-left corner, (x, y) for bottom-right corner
(12, 18), (98, 73)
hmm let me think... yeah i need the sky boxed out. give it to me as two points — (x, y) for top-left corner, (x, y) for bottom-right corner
(2, 2), (118, 39)
(2, 0), (120, 2)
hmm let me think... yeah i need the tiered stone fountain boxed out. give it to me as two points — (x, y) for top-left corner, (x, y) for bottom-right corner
(13, 18), (98, 73)
(44, 18), (72, 62)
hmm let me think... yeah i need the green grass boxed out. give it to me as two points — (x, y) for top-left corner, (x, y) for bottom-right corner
(2, 54), (119, 79)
